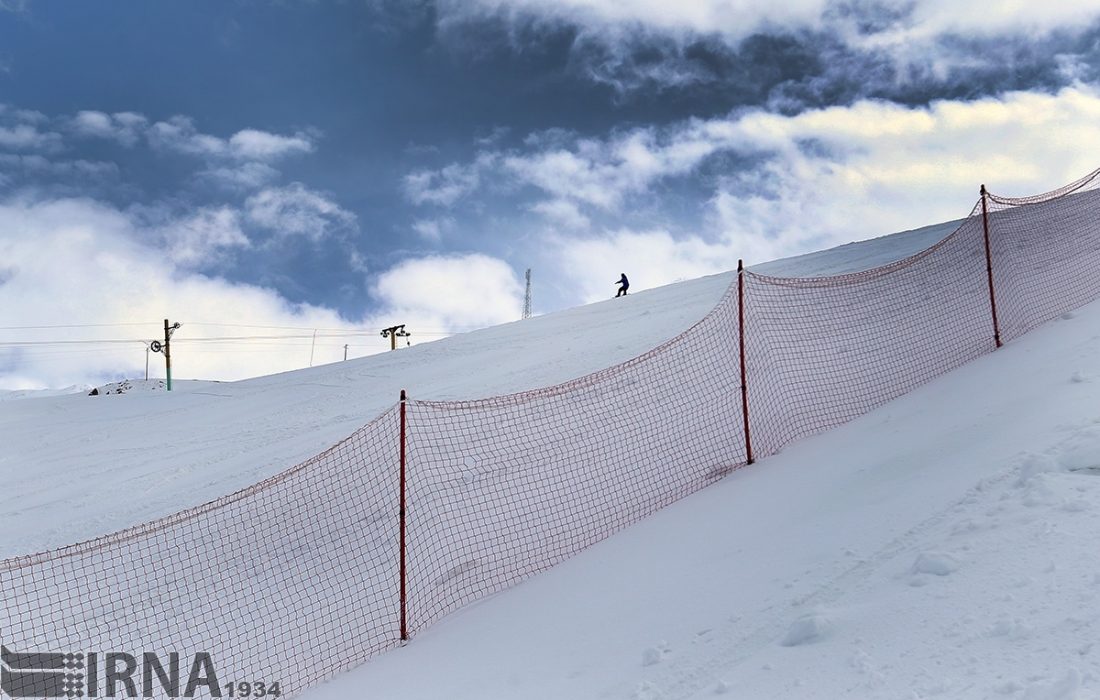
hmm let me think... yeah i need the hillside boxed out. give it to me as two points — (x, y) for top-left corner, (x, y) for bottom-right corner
(303, 230), (1100, 700)
(0, 217), (952, 561)
(5, 210), (1096, 700)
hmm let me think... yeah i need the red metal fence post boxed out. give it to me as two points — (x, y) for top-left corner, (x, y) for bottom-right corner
(738, 260), (755, 465)
(980, 184), (1004, 349)
(399, 389), (409, 642)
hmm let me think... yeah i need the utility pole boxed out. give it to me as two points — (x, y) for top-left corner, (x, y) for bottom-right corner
(381, 324), (410, 351)
(523, 268), (532, 320)
(151, 319), (181, 391)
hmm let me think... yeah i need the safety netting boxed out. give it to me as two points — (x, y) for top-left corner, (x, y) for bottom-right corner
(4, 168), (1100, 698)
(741, 206), (997, 457)
(0, 409), (403, 698)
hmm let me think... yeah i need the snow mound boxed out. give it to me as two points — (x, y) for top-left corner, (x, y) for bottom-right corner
(911, 551), (961, 576)
(780, 612), (833, 647)
(0, 385), (92, 401)
(90, 379), (167, 395)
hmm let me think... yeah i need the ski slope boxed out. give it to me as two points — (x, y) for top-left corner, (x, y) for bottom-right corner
(0, 217), (943, 561)
(304, 236), (1100, 699)
(4, 214), (1097, 698)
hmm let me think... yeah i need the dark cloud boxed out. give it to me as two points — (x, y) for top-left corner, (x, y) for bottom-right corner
(429, 3), (1100, 118)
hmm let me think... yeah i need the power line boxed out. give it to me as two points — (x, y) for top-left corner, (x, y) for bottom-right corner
(184, 321), (480, 334)
(0, 322), (160, 330)
(0, 339), (150, 347)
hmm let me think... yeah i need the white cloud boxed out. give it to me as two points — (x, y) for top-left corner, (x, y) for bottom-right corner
(10, 108), (46, 124)
(0, 196), (523, 389)
(228, 129), (314, 160)
(372, 254), (524, 330)
(156, 206), (251, 267)
(404, 160), (485, 206)
(0, 123), (61, 152)
(401, 87), (1100, 308)
(199, 162), (281, 190)
(148, 116), (316, 163)
(70, 110), (148, 147)
(523, 84), (1100, 298)
(0, 196), (355, 387)
(530, 199), (590, 229)
(245, 183), (356, 242)
(504, 128), (712, 211)
(148, 116), (227, 157)
(557, 228), (734, 302)
(411, 217), (455, 243)
(0, 154), (119, 179)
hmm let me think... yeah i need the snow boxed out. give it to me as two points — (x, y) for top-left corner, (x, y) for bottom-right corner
(0, 273), (734, 558)
(298, 297), (1100, 699)
(0, 384), (91, 401)
(4, 213), (1100, 698)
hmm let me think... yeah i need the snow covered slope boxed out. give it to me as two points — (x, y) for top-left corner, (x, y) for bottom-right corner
(9, 211), (1099, 699)
(0, 272), (730, 558)
(304, 248), (1100, 700)
(0, 217), (958, 561)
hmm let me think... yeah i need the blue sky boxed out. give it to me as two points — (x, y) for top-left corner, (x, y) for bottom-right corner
(5, 0), (1100, 388)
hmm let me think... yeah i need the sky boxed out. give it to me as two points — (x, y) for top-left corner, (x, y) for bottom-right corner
(5, 0), (1100, 388)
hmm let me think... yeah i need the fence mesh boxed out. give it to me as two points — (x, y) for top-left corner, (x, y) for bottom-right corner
(404, 286), (746, 634)
(986, 170), (1100, 343)
(4, 169), (1100, 698)
(741, 206), (997, 456)
(0, 408), (402, 698)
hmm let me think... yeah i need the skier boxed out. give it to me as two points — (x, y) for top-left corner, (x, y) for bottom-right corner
(615, 273), (629, 297)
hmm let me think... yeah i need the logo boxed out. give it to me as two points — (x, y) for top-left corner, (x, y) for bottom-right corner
(1, 646), (84, 698)
(1, 646), (280, 698)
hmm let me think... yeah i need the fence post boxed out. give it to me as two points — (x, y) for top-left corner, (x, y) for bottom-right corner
(980, 184), (1004, 349)
(738, 260), (755, 465)
(399, 389), (409, 642)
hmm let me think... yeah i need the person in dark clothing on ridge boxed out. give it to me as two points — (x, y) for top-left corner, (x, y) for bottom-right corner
(615, 273), (629, 297)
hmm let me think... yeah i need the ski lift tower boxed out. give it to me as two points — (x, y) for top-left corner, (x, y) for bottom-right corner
(381, 324), (411, 351)
(523, 268), (532, 320)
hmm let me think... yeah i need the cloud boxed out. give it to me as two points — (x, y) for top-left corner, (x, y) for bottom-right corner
(244, 183), (357, 242)
(148, 116), (227, 157)
(411, 217), (455, 243)
(0, 195), (523, 389)
(0, 123), (62, 152)
(404, 157), (489, 206)
(199, 162), (282, 190)
(0, 196), (347, 387)
(530, 199), (590, 229)
(155, 206), (251, 268)
(148, 116), (316, 162)
(508, 128), (715, 210)
(371, 254), (524, 329)
(0, 106), (320, 196)
(557, 228), (733, 302)
(228, 129), (315, 160)
(0, 154), (119, 180)
(70, 110), (148, 147)
(432, 1), (1100, 99)
(412, 84), (1100, 302)
(440, 0), (1100, 46)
